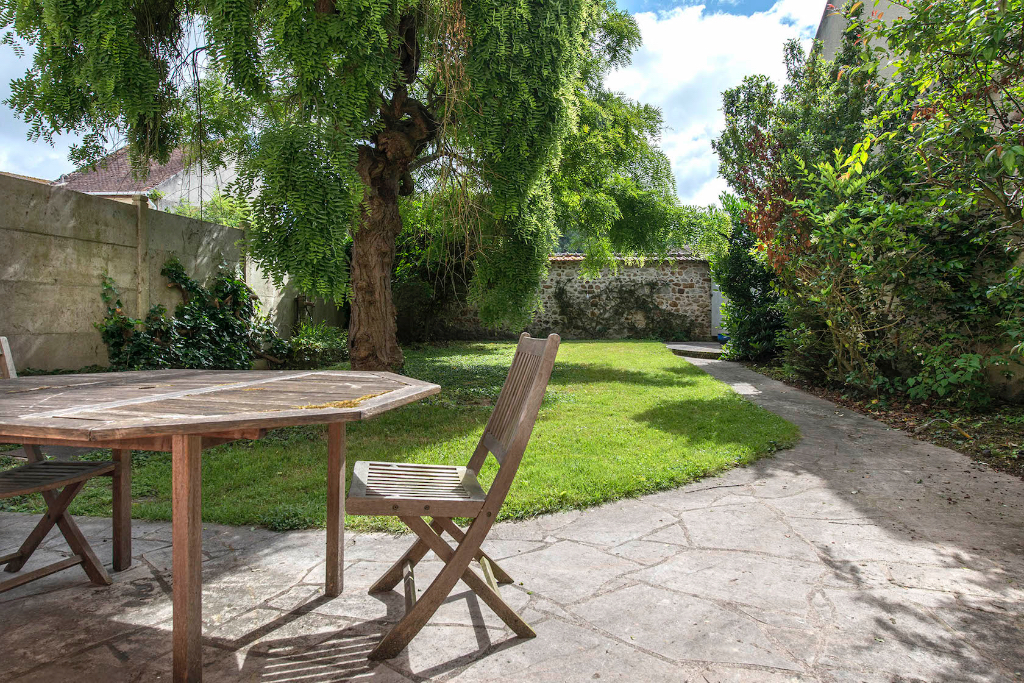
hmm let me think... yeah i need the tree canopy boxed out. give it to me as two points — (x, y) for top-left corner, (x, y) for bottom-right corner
(2, 0), (707, 369)
(2, 0), (601, 369)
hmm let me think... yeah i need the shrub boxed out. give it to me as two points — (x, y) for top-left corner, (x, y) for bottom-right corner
(285, 320), (349, 369)
(714, 195), (786, 361)
(97, 258), (289, 370)
(710, 2), (1023, 407)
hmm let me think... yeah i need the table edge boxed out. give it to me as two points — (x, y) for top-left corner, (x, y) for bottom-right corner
(0, 382), (440, 442)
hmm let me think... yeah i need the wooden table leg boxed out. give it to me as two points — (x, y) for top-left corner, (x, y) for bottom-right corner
(172, 435), (203, 683)
(326, 422), (346, 597)
(112, 449), (132, 571)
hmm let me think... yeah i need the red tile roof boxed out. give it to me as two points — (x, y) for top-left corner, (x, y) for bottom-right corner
(53, 147), (186, 194)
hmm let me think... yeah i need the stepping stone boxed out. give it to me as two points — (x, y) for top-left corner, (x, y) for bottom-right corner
(666, 341), (723, 359)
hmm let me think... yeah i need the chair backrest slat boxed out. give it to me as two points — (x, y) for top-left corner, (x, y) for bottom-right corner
(0, 337), (16, 380)
(486, 352), (541, 459)
(0, 338), (45, 463)
(468, 333), (559, 506)
(481, 432), (507, 464)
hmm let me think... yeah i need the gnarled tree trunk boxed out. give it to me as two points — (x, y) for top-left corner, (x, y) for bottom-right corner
(348, 13), (436, 371)
(350, 149), (407, 371)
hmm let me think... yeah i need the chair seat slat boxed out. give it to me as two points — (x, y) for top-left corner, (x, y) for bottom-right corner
(347, 461), (487, 516)
(0, 461), (116, 498)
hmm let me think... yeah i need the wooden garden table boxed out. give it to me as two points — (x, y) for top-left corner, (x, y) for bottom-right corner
(0, 368), (440, 682)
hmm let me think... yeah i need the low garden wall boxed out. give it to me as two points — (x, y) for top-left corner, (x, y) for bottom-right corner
(444, 255), (713, 341)
(529, 256), (712, 340)
(0, 173), (337, 372)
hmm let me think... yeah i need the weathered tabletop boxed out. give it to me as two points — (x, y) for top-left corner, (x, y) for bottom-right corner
(0, 369), (440, 683)
(0, 369), (438, 442)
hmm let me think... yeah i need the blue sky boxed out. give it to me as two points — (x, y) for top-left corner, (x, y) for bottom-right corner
(0, 0), (825, 204)
(605, 0), (824, 203)
(618, 0), (787, 15)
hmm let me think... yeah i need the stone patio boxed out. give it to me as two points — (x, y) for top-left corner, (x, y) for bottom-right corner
(1, 358), (1022, 682)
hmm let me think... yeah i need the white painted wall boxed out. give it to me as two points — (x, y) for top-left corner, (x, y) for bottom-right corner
(149, 159), (239, 212)
(815, 0), (909, 79)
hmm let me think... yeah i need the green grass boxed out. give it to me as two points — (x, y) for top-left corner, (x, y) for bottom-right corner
(1, 341), (798, 532)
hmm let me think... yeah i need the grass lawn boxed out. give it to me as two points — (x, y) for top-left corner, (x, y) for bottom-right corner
(0, 341), (798, 532)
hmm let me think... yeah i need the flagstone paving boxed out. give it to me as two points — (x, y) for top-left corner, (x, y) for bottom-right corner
(1, 357), (1022, 682)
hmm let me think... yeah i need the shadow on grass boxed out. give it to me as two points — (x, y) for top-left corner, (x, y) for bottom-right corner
(405, 360), (701, 401)
(632, 395), (786, 445)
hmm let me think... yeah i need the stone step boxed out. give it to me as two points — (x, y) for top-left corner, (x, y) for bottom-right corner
(666, 341), (723, 360)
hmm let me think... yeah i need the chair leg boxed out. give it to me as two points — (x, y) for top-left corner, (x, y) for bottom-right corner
(369, 516), (534, 661)
(408, 517), (534, 638)
(432, 517), (515, 584)
(369, 536), (431, 594)
(54, 499), (112, 586)
(3, 483), (81, 573)
(2, 483), (111, 586)
(12, 444), (115, 583)
(370, 517), (514, 593)
(0, 556), (84, 593)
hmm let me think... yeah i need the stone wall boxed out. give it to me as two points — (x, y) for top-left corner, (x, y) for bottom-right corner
(0, 173), (338, 372)
(529, 257), (712, 340)
(445, 256), (712, 341)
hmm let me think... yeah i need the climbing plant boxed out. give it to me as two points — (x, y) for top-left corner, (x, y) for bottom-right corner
(97, 258), (288, 371)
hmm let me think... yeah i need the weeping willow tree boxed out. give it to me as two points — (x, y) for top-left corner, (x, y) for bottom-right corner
(1, 0), (606, 369)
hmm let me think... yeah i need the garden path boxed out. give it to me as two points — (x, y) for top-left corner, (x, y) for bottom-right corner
(1, 358), (1022, 682)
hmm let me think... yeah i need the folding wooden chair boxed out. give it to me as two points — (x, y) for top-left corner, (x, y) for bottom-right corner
(0, 336), (122, 593)
(347, 332), (561, 660)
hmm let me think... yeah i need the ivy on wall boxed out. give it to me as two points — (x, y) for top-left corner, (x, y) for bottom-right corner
(97, 258), (289, 370)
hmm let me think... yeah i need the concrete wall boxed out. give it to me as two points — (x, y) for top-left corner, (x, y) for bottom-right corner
(0, 173), (335, 372)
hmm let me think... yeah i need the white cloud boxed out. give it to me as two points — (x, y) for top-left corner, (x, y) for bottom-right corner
(0, 47), (80, 181)
(607, 0), (824, 205)
(0, 0), (826, 191)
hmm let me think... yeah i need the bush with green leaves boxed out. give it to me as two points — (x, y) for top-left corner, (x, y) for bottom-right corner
(782, 152), (1016, 404)
(285, 320), (349, 370)
(710, 1), (1023, 407)
(714, 195), (786, 361)
(97, 258), (289, 370)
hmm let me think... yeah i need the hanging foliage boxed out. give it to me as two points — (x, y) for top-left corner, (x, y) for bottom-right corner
(2, 0), (597, 370)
